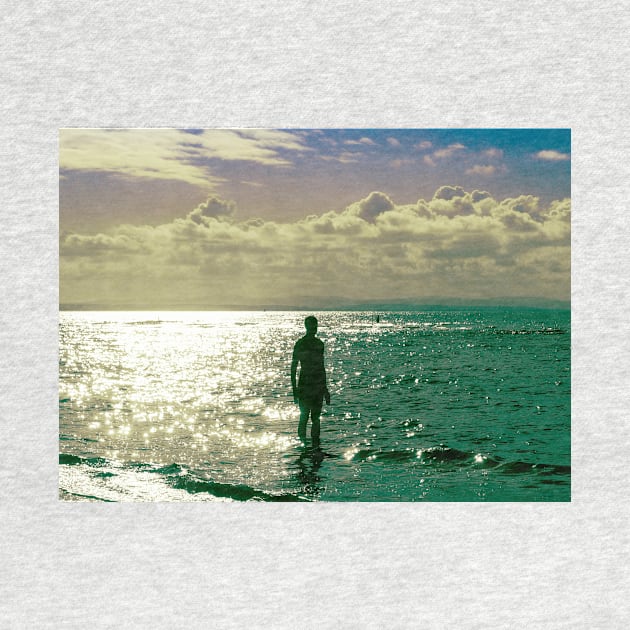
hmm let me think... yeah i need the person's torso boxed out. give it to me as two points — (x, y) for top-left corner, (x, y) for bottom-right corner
(294, 336), (325, 387)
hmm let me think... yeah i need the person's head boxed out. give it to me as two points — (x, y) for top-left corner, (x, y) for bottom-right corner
(304, 315), (318, 334)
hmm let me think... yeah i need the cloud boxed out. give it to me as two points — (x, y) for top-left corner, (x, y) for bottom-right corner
(433, 143), (466, 159)
(390, 159), (415, 168)
(471, 190), (492, 203)
(534, 150), (570, 161)
(320, 151), (362, 164)
(424, 144), (507, 175)
(423, 143), (466, 166)
(188, 196), (236, 224)
(61, 232), (150, 257)
(482, 148), (503, 159)
(59, 128), (310, 188)
(414, 141), (432, 150)
(60, 187), (570, 306)
(387, 137), (402, 148)
(240, 180), (264, 188)
(433, 185), (466, 201)
(348, 191), (395, 222)
(465, 164), (507, 176)
(344, 137), (377, 146)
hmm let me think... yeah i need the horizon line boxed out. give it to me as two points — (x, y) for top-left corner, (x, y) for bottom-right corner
(60, 299), (571, 312)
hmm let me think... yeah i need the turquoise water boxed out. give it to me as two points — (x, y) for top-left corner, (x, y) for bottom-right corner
(59, 308), (570, 501)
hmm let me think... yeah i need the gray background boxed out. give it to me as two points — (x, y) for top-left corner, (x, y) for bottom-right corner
(1, 1), (629, 627)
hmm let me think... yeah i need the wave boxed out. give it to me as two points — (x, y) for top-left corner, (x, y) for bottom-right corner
(170, 475), (303, 501)
(59, 453), (306, 502)
(59, 453), (109, 467)
(59, 488), (116, 502)
(59, 447), (570, 502)
(345, 445), (569, 477)
(497, 461), (570, 476)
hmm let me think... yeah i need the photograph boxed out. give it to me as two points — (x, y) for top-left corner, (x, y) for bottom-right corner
(59, 128), (571, 501)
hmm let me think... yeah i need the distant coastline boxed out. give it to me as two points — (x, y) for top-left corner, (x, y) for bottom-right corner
(60, 297), (570, 311)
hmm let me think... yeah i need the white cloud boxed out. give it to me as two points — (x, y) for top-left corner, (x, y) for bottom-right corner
(344, 137), (377, 146)
(432, 143), (466, 159)
(482, 148), (503, 159)
(240, 180), (264, 187)
(387, 137), (402, 148)
(59, 128), (310, 188)
(414, 141), (432, 150)
(320, 151), (362, 164)
(433, 185), (466, 200)
(465, 164), (507, 176)
(535, 150), (570, 161)
(423, 143), (466, 166)
(424, 144), (506, 174)
(60, 187), (570, 306)
(348, 191), (395, 222)
(471, 190), (492, 203)
(390, 158), (415, 168)
(188, 196), (236, 223)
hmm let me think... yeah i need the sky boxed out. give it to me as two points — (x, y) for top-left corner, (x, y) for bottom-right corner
(59, 128), (570, 308)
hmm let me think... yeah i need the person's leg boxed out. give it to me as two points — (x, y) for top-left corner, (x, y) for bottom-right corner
(310, 399), (323, 448)
(298, 399), (310, 442)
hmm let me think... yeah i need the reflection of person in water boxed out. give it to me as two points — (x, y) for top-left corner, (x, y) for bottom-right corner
(296, 448), (324, 498)
(291, 316), (330, 448)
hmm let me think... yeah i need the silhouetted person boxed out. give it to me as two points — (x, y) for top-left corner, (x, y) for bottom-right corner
(291, 316), (330, 448)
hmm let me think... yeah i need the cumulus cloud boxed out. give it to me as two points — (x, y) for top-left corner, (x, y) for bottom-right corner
(62, 232), (149, 257)
(188, 196), (236, 223)
(433, 185), (466, 201)
(387, 137), (402, 148)
(535, 150), (570, 161)
(471, 190), (492, 203)
(60, 186), (570, 307)
(348, 191), (395, 221)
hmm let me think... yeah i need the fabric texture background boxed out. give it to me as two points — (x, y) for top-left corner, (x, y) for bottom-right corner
(1, 1), (629, 627)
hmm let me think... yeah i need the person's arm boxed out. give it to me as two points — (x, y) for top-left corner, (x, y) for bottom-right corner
(291, 348), (299, 404)
(323, 343), (331, 404)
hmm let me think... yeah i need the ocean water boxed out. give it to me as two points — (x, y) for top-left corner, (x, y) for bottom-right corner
(59, 309), (570, 502)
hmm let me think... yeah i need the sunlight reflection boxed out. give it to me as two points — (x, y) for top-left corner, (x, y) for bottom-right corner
(344, 446), (360, 460)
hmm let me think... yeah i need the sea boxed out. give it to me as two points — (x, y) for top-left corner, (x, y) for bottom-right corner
(59, 308), (570, 502)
